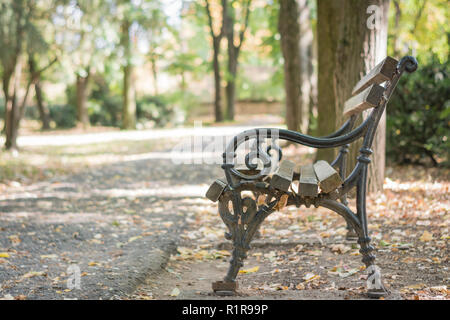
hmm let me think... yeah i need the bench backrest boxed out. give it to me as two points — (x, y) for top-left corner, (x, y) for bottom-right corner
(343, 56), (398, 117)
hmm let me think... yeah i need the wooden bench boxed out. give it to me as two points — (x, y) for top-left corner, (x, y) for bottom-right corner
(206, 56), (418, 298)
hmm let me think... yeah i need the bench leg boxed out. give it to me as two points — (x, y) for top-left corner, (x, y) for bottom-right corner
(356, 169), (390, 298)
(213, 192), (275, 295)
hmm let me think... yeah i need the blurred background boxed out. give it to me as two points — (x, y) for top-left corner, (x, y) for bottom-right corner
(0, 0), (448, 186)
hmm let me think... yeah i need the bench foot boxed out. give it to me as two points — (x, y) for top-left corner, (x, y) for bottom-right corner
(212, 281), (238, 296)
(367, 286), (390, 298)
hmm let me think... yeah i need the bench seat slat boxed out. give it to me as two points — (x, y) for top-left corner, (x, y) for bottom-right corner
(352, 56), (398, 95)
(205, 179), (227, 202)
(270, 160), (295, 192)
(313, 160), (343, 193)
(343, 84), (385, 117)
(298, 164), (318, 197)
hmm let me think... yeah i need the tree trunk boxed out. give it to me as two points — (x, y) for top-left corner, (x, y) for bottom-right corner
(4, 55), (24, 150)
(76, 72), (90, 129)
(298, 0), (314, 134)
(224, 6), (237, 121)
(316, 0), (390, 193)
(212, 38), (223, 122)
(150, 56), (159, 95)
(225, 52), (237, 121)
(122, 62), (136, 130)
(204, 0), (226, 123)
(28, 56), (50, 130)
(121, 20), (136, 130)
(34, 80), (51, 130)
(278, 0), (302, 132)
(224, 0), (250, 121)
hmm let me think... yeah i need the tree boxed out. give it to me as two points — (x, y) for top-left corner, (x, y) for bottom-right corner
(316, 0), (390, 192)
(224, 0), (251, 121)
(204, 0), (227, 122)
(278, 0), (314, 133)
(54, 0), (117, 129)
(113, 0), (165, 129)
(0, 0), (57, 149)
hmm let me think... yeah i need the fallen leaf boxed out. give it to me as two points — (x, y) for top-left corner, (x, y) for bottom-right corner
(40, 254), (58, 259)
(22, 271), (46, 279)
(303, 273), (320, 282)
(239, 266), (260, 274)
(331, 244), (351, 254)
(419, 231), (433, 242)
(128, 235), (142, 243)
(170, 287), (180, 297)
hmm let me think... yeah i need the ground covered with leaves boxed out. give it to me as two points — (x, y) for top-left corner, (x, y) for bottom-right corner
(0, 128), (448, 300)
(131, 164), (449, 300)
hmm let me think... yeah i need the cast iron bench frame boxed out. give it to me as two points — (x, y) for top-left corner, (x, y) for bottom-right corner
(206, 56), (418, 297)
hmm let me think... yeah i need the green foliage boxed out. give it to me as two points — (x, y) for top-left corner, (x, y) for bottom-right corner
(89, 77), (121, 126)
(136, 94), (186, 128)
(387, 57), (449, 166)
(388, 0), (449, 64)
(48, 104), (77, 128)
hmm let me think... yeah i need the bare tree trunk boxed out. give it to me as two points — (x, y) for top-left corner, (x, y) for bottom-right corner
(212, 38), (223, 122)
(122, 62), (136, 130)
(224, 0), (251, 121)
(28, 55), (58, 131)
(150, 56), (159, 95)
(316, 0), (390, 193)
(76, 72), (90, 129)
(34, 80), (50, 130)
(4, 55), (24, 150)
(121, 20), (136, 130)
(298, 0), (314, 134)
(278, 0), (302, 132)
(205, 0), (226, 123)
(225, 49), (237, 121)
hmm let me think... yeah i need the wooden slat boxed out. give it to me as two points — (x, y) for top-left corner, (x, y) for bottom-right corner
(298, 164), (318, 197)
(270, 160), (295, 192)
(205, 179), (227, 202)
(352, 56), (398, 95)
(313, 160), (343, 193)
(343, 84), (385, 117)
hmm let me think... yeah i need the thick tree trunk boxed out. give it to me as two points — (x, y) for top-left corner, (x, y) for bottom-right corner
(76, 72), (90, 129)
(316, 0), (389, 193)
(298, 0), (314, 134)
(121, 20), (136, 130)
(278, 0), (302, 132)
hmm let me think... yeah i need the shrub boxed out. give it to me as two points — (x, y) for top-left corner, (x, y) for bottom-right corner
(136, 95), (185, 128)
(386, 57), (449, 166)
(48, 104), (77, 128)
